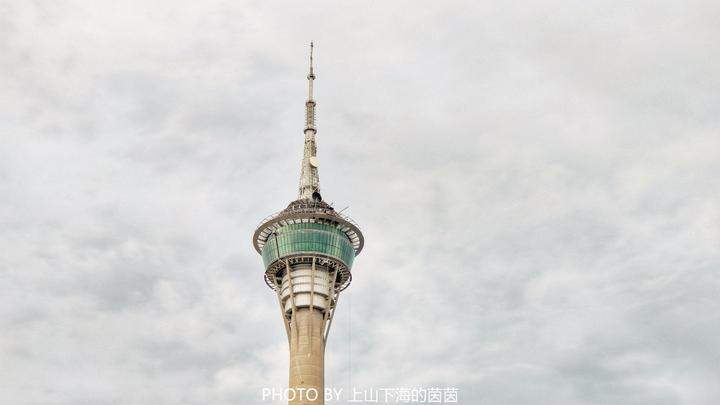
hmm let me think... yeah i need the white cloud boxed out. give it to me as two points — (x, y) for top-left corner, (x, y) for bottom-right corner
(1, 1), (719, 404)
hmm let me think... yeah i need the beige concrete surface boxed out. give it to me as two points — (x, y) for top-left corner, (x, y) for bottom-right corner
(288, 308), (326, 404)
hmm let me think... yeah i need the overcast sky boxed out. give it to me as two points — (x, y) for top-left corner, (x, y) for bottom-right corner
(1, 1), (719, 404)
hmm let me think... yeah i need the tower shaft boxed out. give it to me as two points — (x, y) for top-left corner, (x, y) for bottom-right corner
(289, 308), (325, 404)
(278, 260), (334, 404)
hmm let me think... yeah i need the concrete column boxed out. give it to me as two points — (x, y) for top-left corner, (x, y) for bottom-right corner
(289, 308), (325, 404)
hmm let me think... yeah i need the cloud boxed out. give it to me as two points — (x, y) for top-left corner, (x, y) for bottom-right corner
(1, 1), (719, 404)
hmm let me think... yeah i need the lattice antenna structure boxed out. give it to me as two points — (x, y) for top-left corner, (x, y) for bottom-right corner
(298, 41), (321, 201)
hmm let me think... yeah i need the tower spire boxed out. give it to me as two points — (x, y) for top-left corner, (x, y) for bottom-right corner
(299, 42), (321, 201)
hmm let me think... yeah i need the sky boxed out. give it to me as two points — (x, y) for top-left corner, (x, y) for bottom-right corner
(1, 1), (719, 404)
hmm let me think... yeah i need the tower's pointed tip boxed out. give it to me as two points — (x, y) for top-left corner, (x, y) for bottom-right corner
(308, 42), (315, 78)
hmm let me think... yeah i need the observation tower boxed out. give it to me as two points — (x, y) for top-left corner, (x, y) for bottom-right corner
(252, 43), (364, 405)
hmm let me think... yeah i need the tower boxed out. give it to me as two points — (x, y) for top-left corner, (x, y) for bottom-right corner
(252, 43), (364, 405)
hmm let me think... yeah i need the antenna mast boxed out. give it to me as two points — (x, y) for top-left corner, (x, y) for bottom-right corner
(299, 42), (321, 201)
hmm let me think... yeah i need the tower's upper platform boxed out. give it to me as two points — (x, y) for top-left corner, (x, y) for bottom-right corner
(253, 198), (364, 255)
(253, 43), (363, 293)
(253, 197), (363, 292)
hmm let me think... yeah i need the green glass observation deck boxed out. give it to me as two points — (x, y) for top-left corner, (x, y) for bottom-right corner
(261, 222), (355, 270)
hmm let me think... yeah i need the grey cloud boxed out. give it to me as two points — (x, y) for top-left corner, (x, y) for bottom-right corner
(1, 1), (719, 405)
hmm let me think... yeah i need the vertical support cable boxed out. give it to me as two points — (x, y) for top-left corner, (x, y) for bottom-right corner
(322, 269), (339, 344)
(324, 294), (340, 343)
(323, 269), (342, 343)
